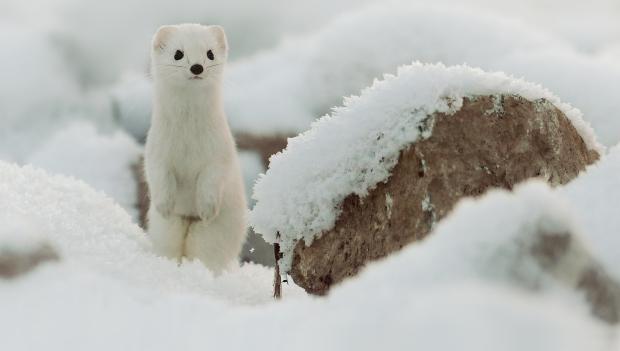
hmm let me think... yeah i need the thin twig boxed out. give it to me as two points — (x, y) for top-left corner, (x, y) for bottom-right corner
(273, 233), (282, 299)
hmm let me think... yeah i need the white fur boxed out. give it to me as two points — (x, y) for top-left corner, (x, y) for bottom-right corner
(145, 24), (247, 273)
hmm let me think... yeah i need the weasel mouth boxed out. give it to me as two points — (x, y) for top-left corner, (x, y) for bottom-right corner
(189, 76), (203, 80)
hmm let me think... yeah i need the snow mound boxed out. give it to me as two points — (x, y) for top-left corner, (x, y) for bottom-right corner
(250, 62), (602, 270)
(0, 161), (304, 305)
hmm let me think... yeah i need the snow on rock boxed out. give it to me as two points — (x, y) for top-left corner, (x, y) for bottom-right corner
(0, 161), (305, 305)
(27, 121), (142, 220)
(250, 62), (602, 272)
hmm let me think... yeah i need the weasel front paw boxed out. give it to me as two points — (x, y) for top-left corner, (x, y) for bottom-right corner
(155, 200), (175, 218)
(197, 196), (220, 222)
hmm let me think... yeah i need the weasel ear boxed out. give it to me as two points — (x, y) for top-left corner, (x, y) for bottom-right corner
(152, 25), (177, 51)
(209, 25), (228, 52)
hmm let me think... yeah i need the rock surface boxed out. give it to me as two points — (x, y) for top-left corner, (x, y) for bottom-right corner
(290, 95), (600, 295)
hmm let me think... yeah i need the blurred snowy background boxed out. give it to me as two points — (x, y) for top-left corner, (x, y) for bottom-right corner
(4, 0), (619, 265)
(2, 0), (620, 349)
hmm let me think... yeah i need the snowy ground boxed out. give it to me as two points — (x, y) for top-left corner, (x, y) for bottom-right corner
(1, 0), (620, 349)
(2, 144), (620, 350)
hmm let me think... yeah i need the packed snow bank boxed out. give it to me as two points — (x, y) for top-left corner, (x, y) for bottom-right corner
(250, 62), (602, 270)
(27, 121), (142, 219)
(0, 161), (305, 304)
(224, 5), (564, 135)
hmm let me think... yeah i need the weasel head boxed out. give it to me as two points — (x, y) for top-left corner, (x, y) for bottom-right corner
(151, 24), (228, 88)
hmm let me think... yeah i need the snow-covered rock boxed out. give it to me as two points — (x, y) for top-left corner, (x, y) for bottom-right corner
(250, 63), (602, 275)
(289, 94), (599, 294)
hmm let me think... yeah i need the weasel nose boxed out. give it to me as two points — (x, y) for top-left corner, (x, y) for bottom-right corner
(190, 64), (204, 75)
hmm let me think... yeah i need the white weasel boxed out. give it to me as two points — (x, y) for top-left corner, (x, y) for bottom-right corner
(145, 24), (247, 273)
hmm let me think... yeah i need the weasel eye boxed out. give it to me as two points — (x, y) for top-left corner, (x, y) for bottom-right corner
(174, 50), (184, 60)
(207, 50), (214, 61)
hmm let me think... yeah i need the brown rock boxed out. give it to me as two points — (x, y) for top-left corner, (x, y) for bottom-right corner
(530, 231), (620, 325)
(133, 157), (149, 229)
(234, 133), (291, 168)
(0, 243), (59, 279)
(290, 95), (599, 295)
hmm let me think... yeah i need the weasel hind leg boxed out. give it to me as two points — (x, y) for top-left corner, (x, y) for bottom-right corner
(184, 212), (246, 274)
(147, 207), (191, 264)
